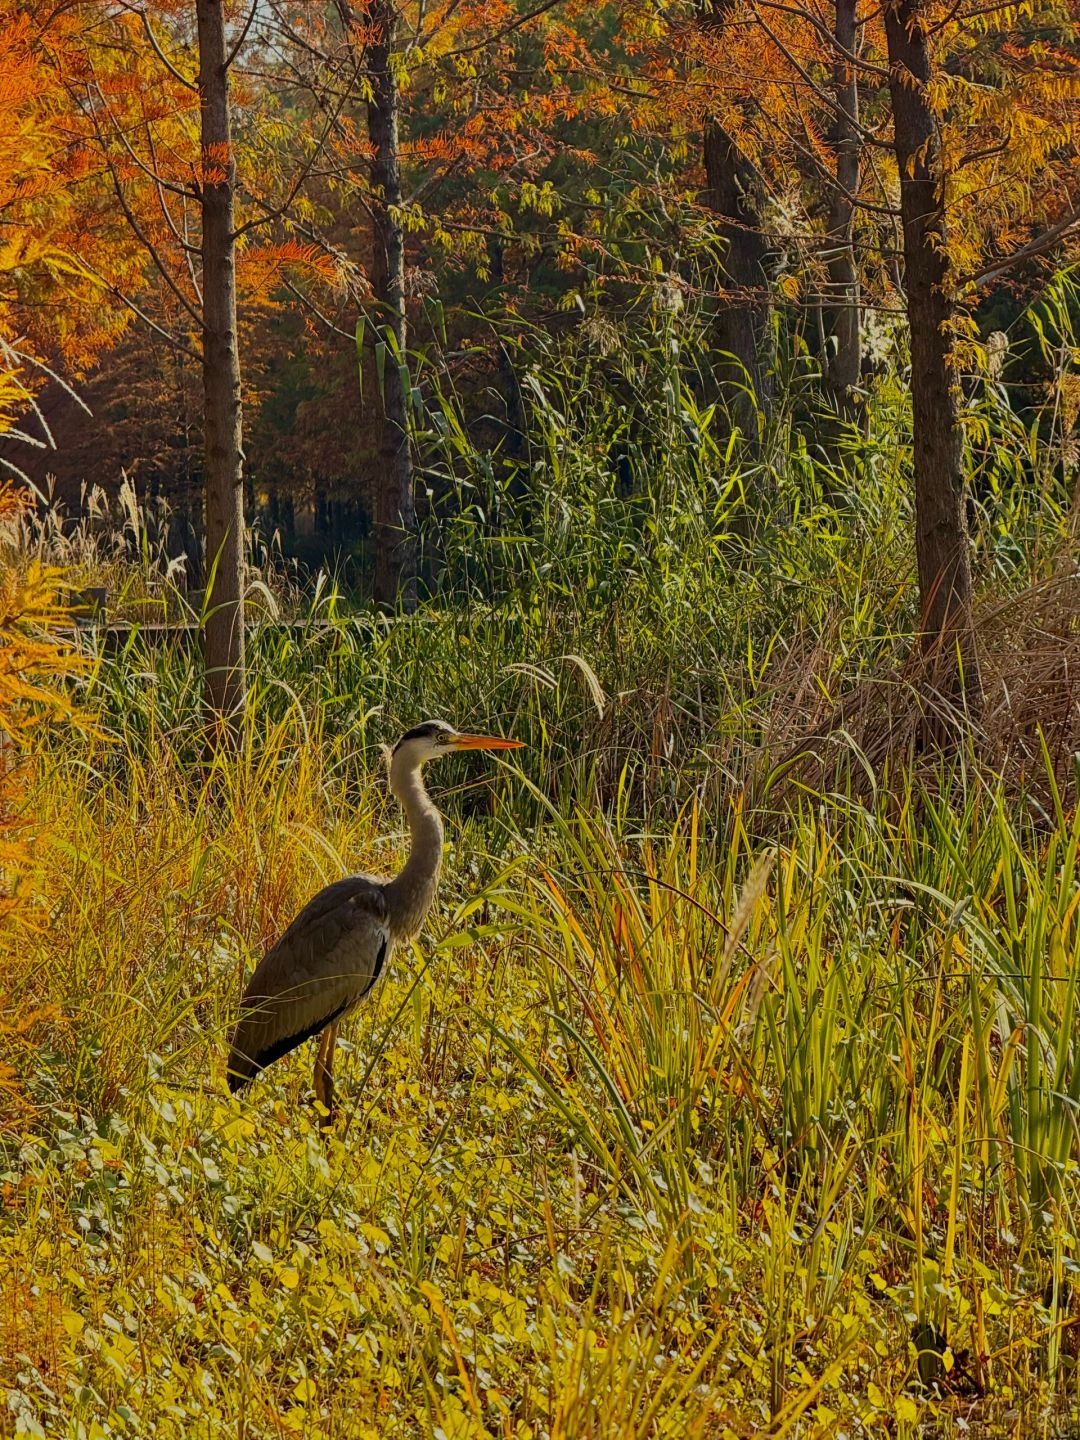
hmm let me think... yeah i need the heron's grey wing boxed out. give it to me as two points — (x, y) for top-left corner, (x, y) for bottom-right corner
(227, 875), (390, 1092)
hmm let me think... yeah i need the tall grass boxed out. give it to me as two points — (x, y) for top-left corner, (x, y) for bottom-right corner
(7, 685), (1080, 1434)
(4, 289), (1080, 1435)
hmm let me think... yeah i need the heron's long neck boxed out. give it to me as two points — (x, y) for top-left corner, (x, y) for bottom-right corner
(384, 753), (444, 940)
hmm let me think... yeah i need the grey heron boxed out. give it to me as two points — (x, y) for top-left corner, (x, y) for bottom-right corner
(226, 720), (524, 1122)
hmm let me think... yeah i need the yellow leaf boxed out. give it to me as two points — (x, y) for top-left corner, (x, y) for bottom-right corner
(896, 1395), (919, 1422)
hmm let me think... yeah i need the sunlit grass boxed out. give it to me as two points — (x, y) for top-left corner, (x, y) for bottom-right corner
(6, 302), (1080, 1435)
(3, 680), (1080, 1436)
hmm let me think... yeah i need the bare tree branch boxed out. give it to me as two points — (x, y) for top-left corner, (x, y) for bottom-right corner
(225, 0), (261, 70)
(967, 202), (1080, 287)
(122, 4), (199, 92)
(232, 44), (361, 240)
(77, 257), (201, 362)
(79, 84), (205, 331)
(753, 0), (889, 76)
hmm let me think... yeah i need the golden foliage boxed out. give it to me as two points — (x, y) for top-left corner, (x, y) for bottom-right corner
(237, 241), (345, 305)
(0, 6), (137, 427)
(0, 484), (85, 1128)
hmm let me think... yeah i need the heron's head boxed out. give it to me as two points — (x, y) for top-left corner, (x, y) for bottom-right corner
(391, 719), (525, 768)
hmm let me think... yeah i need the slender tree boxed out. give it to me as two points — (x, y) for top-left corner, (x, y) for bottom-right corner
(50, 2), (334, 732)
(196, 0), (247, 722)
(357, 0), (416, 606)
(700, 0), (772, 436)
(821, 0), (862, 457)
(50, 1), (250, 731)
(884, 0), (980, 715)
(265, 0), (598, 605)
(277, 0), (421, 607)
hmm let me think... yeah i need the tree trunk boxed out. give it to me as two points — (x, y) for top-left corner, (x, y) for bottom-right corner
(703, 117), (771, 440)
(822, 0), (862, 462)
(700, 0), (771, 443)
(196, 0), (246, 728)
(885, 0), (981, 720)
(367, 0), (416, 608)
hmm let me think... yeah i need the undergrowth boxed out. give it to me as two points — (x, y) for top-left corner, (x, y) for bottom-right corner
(4, 289), (1080, 1436)
(6, 698), (1080, 1436)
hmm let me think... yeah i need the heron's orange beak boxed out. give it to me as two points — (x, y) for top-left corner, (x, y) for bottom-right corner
(451, 732), (525, 751)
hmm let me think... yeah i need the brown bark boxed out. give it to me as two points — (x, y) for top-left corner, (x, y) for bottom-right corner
(701, 0), (771, 441)
(822, 0), (862, 461)
(703, 117), (771, 434)
(885, 0), (981, 719)
(196, 0), (246, 728)
(367, 0), (417, 608)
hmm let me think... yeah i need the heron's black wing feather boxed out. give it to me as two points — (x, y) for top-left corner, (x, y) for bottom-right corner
(227, 876), (390, 1090)
(227, 994), (354, 1093)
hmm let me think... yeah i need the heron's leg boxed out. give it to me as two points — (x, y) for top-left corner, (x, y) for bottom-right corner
(313, 1023), (338, 1129)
